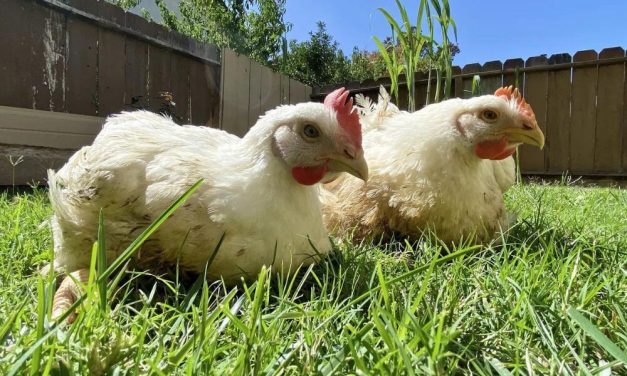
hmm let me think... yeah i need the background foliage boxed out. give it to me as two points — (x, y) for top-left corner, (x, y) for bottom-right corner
(109, 0), (451, 87)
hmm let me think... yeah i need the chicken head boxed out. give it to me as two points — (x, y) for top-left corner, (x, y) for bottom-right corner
(455, 86), (545, 160)
(272, 87), (368, 185)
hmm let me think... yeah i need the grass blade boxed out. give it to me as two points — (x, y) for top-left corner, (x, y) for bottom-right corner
(100, 179), (204, 280)
(0, 300), (26, 345)
(8, 180), (204, 375)
(97, 209), (107, 312)
(567, 307), (627, 364)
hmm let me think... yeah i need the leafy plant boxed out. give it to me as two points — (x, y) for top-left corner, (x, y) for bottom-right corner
(424, 0), (457, 103)
(470, 74), (481, 96)
(278, 22), (384, 87)
(2, 184), (626, 373)
(374, 0), (458, 110)
(155, 0), (290, 64)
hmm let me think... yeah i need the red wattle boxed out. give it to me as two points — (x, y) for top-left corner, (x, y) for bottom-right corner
(475, 137), (516, 160)
(291, 164), (328, 185)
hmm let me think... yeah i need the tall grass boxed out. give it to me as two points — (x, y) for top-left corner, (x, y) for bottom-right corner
(0, 183), (625, 374)
(374, 0), (457, 110)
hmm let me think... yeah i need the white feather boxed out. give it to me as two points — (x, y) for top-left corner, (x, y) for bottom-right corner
(49, 109), (334, 283)
(322, 93), (518, 243)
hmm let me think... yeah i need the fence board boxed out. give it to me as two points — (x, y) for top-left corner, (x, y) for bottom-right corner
(189, 60), (212, 127)
(503, 59), (524, 89)
(415, 71), (429, 108)
(481, 60), (503, 95)
(0, 0), (39, 109)
(169, 52), (191, 123)
(27, 2), (51, 110)
(34, 6), (66, 111)
(280, 74), (290, 105)
(65, 17), (98, 115)
(124, 36), (149, 111)
(220, 49), (250, 135)
(546, 53), (571, 172)
(461, 63), (481, 98)
(0, 105), (102, 149)
(452, 66), (463, 98)
(520, 55), (549, 172)
(570, 50), (598, 173)
(206, 60), (221, 127)
(248, 60), (263, 126)
(260, 67), (281, 115)
(289, 79), (309, 104)
(0, 145), (74, 186)
(148, 45), (172, 112)
(594, 47), (625, 173)
(97, 28), (126, 116)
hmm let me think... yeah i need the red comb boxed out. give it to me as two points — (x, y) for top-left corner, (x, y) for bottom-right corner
(494, 86), (536, 121)
(324, 87), (362, 149)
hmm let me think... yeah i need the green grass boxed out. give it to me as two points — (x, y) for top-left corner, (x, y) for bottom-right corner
(0, 183), (625, 375)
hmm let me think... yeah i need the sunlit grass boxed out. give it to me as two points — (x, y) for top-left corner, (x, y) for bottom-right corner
(0, 182), (625, 374)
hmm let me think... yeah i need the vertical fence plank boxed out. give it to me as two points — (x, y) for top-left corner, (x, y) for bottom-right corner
(65, 17), (99, 115)
(570, 50), (598, 174)
(396, 75), (409, 110)
(594, 47), (625, 173)
(34, 7), (67, 112)
(248, 60), (263, 126)
(260, 67), (281, 115)
(124, 36), (148, 112)
(289, 79), (310, 104)
(221, 49), (250, 135)
(461, 63), (481, 98)
(546, 53), (572, 173)
(520, 55), (549, 173)
(207, 62), (221, 127)
(148, 45), (171, 113)
(452, 66), (463, 99)
(415, 71), (428, 108)
(503, 59), (524, 89)
(189, 60), (217, 127)
(480, 60), (503, 95)
(0, 0), (34, 108)
(169, 52), (191, 123)
(280, 74), (290, 105)
(97, 28), (126, 116)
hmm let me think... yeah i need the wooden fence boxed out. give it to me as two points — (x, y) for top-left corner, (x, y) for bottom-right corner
(220, 49), (312, 137)
(313, 48), (627, 177)
(0, 0), (311, 185)
(0, 0), (221, 124)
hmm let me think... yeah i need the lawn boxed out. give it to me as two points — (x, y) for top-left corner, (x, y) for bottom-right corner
(0, 183), (625, 374)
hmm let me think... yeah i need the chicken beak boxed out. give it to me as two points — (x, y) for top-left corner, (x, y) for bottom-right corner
(503, 123), (545, 149)
(327, 152), (369, 181)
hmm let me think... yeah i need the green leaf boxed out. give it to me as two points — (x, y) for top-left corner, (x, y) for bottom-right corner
(97, 209), (107, 312)
(100, 179), (204, 281)
(567, 307), (627, 364)
(0, 300), (26, 345)
(8, 180), (204, 376)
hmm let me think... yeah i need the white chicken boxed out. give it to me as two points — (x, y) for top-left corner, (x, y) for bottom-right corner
(49, 88), (367, 320)
(321, 86), (544, 243)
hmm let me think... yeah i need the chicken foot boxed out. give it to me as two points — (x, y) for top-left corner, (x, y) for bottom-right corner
(51, 269), (90, 324)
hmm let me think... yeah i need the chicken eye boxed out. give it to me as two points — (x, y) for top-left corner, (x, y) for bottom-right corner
(303, 124), (320, 139)
(481, 110), (499, 122)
